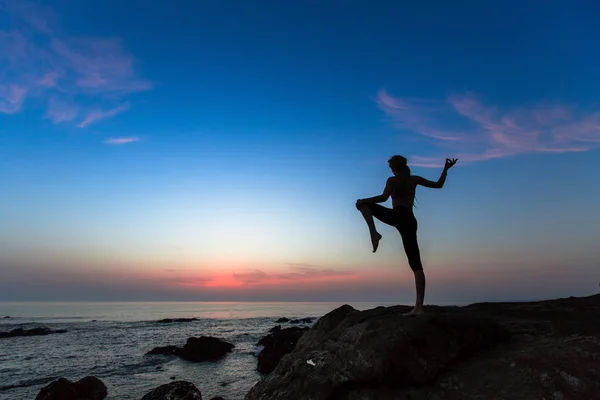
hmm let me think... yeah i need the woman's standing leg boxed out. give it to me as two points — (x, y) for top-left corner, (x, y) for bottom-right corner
(399, 222), (425, 316)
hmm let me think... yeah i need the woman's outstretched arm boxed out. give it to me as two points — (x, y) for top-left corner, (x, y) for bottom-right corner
(414, 158), (458, 189)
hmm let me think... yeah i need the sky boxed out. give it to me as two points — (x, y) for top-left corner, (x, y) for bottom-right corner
(1, 0), (599, 303)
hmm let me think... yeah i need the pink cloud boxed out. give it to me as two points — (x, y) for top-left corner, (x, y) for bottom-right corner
(0, 1), (150, 126)
(0, 84), (27, 114)
(104, 137), (140, 145)
(376, 89), (598, 166)
(38, 71), (60, 88)
(78, 103), (129, 128)
(45, 98), (78, 123)
(51, 38), (152, 94)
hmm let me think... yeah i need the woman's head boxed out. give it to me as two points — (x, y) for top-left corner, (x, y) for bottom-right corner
(388, 155), (410, 176)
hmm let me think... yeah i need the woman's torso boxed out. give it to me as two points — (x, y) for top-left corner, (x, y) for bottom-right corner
(390, 175), (417, 209)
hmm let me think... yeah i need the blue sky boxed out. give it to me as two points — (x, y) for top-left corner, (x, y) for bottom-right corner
(1, 0), (599, 302)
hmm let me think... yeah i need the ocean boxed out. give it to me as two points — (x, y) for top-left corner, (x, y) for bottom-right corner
(0, 301), (406, 400)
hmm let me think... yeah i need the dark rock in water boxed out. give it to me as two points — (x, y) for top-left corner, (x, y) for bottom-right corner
(36, 376), (107, 400)
(175, 336), (234, 362)
(275, 317), (289, 323)
(210, 397), (226, 400)
(268, 325), (281, 333)
(290, 317), (314, 324)
(141, 381), (202, 400)
(0, 327), (67, 339)
(245, 295), (600, 400)
(170, 376), (176, 380)
(156, 317), (199, 324)
(256, 326), (309, 374)
(3, 316), (9, 319)
(147, 345), (179, 356)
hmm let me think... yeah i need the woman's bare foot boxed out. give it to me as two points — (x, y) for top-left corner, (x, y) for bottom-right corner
(403, 307), (424, 317)
(371, 232), (382, 252)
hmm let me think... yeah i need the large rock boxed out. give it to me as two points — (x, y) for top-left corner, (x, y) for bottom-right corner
(0, 327), (67, 339)
(256, 326), (309, 373)
(245, 304), (510, 400)
(36, 376), (107, 400)
(141, 381), (202, 400)
(175, 336), (234, 362)
(245, 295), (600, 400)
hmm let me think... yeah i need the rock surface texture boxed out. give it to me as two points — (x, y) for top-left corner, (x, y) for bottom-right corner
(245, 294), (600, 400)
(256, 326), (310, 373)
(140, 381), (202, 400)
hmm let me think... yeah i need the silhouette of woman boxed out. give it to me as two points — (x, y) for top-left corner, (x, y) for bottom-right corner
(356, 155), (458, 316)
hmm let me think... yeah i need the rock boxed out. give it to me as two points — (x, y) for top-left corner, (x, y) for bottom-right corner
(268, 325), (281, 333)
(256, 326), (310, 374)
(156, 318), (198, 324)
(245, 294), (600, 400)
(275, 317), (289, 323)
(3, 316), (9, 318)
(147, 345), (179, 356)
(36, 376), (107, 400)
(175, 336), (234, 362)
(290, 317), (314, 324)
(141, 381), (202, 400)
(210, 397), (226, 400)
(245, 304), (510, 399)
(0, 327), (67, 339)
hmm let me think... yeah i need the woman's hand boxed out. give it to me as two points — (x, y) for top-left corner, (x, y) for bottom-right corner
(444, 158), (458, 170)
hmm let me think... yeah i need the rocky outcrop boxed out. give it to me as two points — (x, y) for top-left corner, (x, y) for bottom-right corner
(140, 381), (202, 400)
(147, 336), (234, 362)
(0, 327), (67, 339)
(256, 326), (310, 373)
(290, 317), (314, 324)
(156, 318), (198, 324)
(35, 376), (107, 400)
(177, 336), (235, 362)
(245, 295), (600, 400)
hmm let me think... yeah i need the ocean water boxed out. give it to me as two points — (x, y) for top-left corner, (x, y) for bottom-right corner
(0, 301), (403, 400)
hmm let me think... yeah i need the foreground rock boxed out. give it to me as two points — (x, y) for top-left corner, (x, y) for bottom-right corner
(0, 327), (67, 339)
(141, 381), (202, 400)
(256, 326), (309, 373)
(36, 376), (107, 400)
(147, 336), (234, 362)
(245, 294), (600, 400)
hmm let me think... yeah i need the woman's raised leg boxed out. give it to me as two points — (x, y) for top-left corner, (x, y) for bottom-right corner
(356, 204), (383, 252)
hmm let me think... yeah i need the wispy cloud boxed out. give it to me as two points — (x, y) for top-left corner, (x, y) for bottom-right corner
(0, 0), (150, 127)
(376, 89), (599, 166)
(104, 137), (140, 145)
(78, 103), (129, 128)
